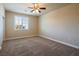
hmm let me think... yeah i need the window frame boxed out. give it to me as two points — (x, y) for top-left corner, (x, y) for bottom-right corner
(14, 16), (29, 31)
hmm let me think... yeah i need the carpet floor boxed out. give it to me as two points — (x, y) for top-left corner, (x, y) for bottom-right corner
(0, 36), (79, 56)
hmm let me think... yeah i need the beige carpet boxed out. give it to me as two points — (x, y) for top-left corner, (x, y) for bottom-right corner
(0, 36), (79, 56)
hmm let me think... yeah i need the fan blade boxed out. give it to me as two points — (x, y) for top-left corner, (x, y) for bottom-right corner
(39, 10), (41, 13)
(31, 10), (34, 12)
(39, 7), (46, 10)
(28, 7), (33, 9)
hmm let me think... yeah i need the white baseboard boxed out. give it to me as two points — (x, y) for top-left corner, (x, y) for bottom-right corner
(5, 35), (38, 41)
(4, 34), (79, 49)
(39, 35), (79, 49)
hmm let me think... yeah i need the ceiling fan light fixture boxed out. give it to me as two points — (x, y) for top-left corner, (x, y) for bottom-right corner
(28, 3), (46, 14)
(35, 9), (39, 13)
(32, 10), (35, 13)
(32, 9), (40, 13)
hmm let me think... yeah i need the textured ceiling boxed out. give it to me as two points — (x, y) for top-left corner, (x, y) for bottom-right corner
(4, 3), (69, 16)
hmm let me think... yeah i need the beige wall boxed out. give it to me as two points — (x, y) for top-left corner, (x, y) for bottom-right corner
(5, 11), (38, 40)
(39, 4), (79, 47)
(5, 4), (79, 48)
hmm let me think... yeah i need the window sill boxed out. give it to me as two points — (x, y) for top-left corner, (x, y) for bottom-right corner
(14, 29), (28, 31)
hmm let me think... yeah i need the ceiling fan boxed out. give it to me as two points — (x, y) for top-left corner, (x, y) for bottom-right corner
(28, 3), (46, 13)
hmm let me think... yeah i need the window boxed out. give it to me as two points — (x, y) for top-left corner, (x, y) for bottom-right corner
(14, 16), (29, 30)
